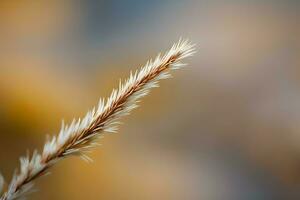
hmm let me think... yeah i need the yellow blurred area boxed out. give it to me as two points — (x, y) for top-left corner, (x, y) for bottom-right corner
(0, 0), (76, 38)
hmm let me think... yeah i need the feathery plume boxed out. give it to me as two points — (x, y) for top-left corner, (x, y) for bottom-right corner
(0, 39), (195, 200)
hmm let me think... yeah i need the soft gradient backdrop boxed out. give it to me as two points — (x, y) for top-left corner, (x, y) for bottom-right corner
(0, 0), (299, 199)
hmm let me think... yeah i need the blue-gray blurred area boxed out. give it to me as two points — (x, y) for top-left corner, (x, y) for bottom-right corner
(0, 0), (299, 200)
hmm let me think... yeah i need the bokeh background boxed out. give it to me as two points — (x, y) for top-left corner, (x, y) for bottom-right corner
(0, 0), (299, 199)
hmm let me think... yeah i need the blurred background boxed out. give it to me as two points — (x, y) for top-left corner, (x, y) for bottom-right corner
(0, 0), (299, 199)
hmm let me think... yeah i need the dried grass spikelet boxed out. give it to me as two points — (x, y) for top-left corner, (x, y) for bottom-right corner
(0, 39), (196, 200)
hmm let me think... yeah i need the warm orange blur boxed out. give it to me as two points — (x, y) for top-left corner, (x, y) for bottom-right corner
(0, 1), (299, 199)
